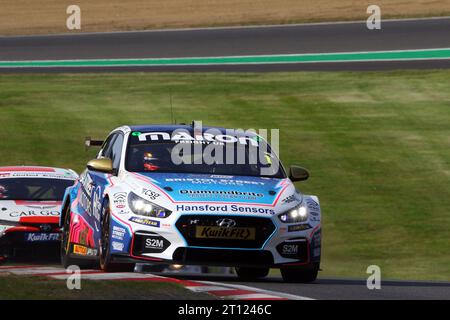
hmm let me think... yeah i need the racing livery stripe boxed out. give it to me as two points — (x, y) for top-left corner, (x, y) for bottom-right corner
(13, 200), (61, 206)
(110, 211), (133, 234)
(130, 172), (176, 202)
(4, 226), (42, 233)
(130, 173), (290, 207)
(309, 223), (321, 237)
(19, 216), (60, 224)
(0, 167), (56, 172)
(69, 213), (95, 247)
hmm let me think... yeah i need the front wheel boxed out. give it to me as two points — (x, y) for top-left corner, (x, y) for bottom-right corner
(235, 267), (269, 280)
(99, 200), (135, 272)
(280, 263), (319, 283)
(60, 205), (94, 269)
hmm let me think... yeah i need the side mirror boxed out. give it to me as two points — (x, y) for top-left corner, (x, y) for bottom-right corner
(289, 165), (309, 182)
(87, 158), (113, 173)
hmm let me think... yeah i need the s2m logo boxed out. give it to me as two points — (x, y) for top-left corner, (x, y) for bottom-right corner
(282, 244), (298, 255)
(145, 238), (164, 249)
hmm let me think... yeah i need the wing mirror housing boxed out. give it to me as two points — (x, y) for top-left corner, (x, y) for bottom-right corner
(87, 158), (114, 173)
(289, 165), (309, 182)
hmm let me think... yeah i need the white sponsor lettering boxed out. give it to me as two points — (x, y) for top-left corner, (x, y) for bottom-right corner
(112, 226), (126, 240)
(25, 233), (60, 242)
(282, 244), (299, 255)
(112, 241), (125, 251)
(145, 238), (164, 249)
(137, 130), (258, 146)
(176, 204), (275, 215)
(10, 210), (59, 217)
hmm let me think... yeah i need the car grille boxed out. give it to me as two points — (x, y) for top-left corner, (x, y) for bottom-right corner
(175, 215), (276, 249)
(172, 248), (274, 267)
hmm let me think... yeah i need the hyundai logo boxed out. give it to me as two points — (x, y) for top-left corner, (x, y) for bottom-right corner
(216, 218), (236, 228)
(39, 224), (52, 232)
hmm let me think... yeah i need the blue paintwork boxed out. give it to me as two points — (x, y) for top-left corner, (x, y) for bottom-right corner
(135, 172), (285, 205)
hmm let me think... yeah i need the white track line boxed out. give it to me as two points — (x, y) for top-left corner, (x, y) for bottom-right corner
(4, 267), (70, 275)
(185, 285), (234, 292)
(0, 265), (44, 270)
(0, 266), (313, 300)
(196, 280), (314, 300)
(222, 293), (287, 300)
(51, 272), (165, 281)
(184, 284), (292, 300)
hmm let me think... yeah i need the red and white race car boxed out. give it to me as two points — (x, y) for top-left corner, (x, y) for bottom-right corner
(0, 166), (77, 261)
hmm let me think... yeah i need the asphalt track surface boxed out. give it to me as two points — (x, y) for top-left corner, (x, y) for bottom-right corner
(1, 17), (450, 72)
(160, 272), (450, 300)
(2, 256), (449, 300)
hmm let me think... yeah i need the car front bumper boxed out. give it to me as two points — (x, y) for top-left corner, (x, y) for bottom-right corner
(110, 212), (321, 268)
(0, 224), (61, 257)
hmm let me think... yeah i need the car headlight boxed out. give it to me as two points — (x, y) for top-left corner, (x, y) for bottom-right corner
(278, 203), (308, 223)
(0, 219), (19, 227)
(128, 192), (171, 218)
(0, 220), (19, 236)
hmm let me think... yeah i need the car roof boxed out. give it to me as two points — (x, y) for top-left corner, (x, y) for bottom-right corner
(127, 124), (259, 137)
(0, 166), (78, 179)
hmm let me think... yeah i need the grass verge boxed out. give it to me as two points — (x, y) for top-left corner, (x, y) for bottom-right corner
(0, 273), (213, 299)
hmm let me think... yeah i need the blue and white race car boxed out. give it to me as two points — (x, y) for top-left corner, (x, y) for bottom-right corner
(60, 123), (321, 282)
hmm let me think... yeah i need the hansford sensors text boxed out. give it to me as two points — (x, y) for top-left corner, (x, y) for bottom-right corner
(176, 204), (275, 215)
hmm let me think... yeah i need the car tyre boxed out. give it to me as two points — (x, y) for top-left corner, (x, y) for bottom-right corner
(280, 263), (319, 283)
(99, 199), (135, 273)
(235, 267), (269, 280)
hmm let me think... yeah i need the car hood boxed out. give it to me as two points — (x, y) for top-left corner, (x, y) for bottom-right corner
(127, 172), (301, 210)
(0, 200), (61, 224)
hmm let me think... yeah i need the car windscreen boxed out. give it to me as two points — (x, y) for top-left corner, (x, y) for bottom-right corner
(125, 134), (285, 178)
(0, 178), (75, 201)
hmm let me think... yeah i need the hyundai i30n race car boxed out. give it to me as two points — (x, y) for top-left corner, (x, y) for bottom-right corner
(60, 124), (322, 282)
(0, 166), (78, 261)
